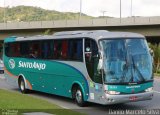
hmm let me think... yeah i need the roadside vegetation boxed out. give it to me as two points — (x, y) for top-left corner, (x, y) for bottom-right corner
(148, 43), (160, 77)
(0, 89), (84, 115)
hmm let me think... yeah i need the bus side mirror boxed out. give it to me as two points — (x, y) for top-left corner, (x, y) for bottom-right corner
(97, 52), (103, 71)
(149, 48), (154, 57)
(97, 58), (103, 70)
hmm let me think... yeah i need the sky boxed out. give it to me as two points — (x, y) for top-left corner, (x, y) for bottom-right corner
(0, 0), (160, 17)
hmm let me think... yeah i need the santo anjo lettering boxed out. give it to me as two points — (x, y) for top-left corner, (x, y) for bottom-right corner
(18, 61), (46, 70)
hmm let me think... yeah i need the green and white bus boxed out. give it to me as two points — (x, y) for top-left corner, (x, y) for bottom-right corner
(4, 30), (153, 106)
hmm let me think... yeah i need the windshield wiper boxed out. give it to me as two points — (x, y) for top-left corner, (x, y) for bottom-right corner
(131, 55), (145, 82)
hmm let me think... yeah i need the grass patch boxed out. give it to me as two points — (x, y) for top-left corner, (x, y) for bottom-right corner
(154, 73), (160, 77)
(0, 89), (84, 115)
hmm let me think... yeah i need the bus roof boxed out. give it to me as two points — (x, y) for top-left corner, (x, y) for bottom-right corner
(4, 30), (145, 43)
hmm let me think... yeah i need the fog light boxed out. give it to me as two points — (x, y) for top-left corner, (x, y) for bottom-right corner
(105, 90), (120, 95)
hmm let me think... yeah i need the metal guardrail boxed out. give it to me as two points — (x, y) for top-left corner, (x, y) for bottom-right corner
(0, 17), (160, 30)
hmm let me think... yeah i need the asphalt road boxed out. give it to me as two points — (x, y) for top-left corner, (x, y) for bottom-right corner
(0, 74), (160, 115)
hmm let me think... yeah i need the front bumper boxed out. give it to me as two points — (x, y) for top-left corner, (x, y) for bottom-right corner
(103, 91), (153, 105)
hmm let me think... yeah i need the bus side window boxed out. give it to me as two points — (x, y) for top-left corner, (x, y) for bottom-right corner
(54, 41), (58, 59)
(48, 40), (54, 59)
(29, 41), (41, 59)
(68, 40), (73, 60)
(5, 43), (10, 57)
(41, 40), (54, 59)
(76, 40), (83, 61)
(67, 39), (83, 61)
(54, 40), (62, 59)
(15, 43), (20, 57)
(44, 42), (48, 58)
(61, 40), (68, 59)
(20, 42), (29, 58)
(72, 40), (77, 60)
(11, 43), (20, 57)
(4, 42), (21, 57)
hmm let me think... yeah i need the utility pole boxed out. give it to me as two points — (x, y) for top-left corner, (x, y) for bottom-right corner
(79, 0), (82, 19)
(3, 0), (6, 23)
(131, 0), (132, 17)
(101, 11), (107, 18)
(120, 0), (121, 23)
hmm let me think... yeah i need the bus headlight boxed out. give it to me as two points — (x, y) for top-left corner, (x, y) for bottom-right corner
(105, 90), (120, 95)
(145, 87), (153, 92)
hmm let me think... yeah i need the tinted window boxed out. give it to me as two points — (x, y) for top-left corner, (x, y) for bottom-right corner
(41, 40), (54, 59)
(5, 42), (20, 57)
(20, 42), (29, 57)
(68, 39), (83, 61)
(28, 41), (41, 58)
(54, 40), (62, 59)
(5, 39), (83, 62)
(61, 40), (68, 59)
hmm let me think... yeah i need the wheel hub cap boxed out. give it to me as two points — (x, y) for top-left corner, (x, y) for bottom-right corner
(76, 90), (82, 103)
(20, 81), (25, 91)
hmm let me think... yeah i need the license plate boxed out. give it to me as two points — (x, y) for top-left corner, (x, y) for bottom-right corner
(129, 96), (138, 101)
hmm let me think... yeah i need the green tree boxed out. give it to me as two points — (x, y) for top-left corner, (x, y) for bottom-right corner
(149, 43), (160, 73)
(43, 29), (52, 35)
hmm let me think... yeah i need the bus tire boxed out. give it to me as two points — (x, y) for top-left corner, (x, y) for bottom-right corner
(74, 86), (86, 107)
(18, 77), (28, 94)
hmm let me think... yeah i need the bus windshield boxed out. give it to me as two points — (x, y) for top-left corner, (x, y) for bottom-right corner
(100, 38), (153, 84)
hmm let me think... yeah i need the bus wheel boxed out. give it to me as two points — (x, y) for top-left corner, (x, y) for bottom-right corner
(75, 86), (86, 107)
(18, 77), (27, 94)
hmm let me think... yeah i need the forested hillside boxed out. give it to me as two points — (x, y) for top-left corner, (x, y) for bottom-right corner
(0, 6), (94, 22)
